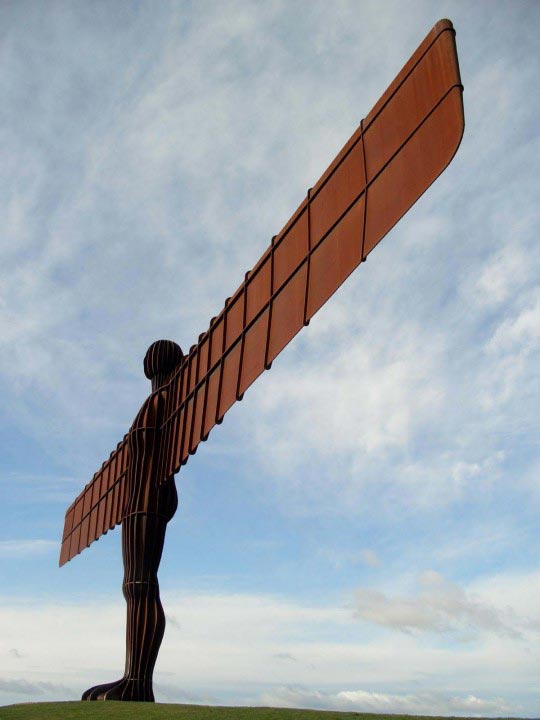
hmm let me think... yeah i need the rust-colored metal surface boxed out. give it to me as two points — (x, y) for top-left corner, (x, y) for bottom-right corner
(60, 20), (464, 702)
(81, 340), (182, 701)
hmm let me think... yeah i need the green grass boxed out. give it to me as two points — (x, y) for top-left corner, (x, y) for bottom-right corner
(0, 704), (390, 720)
(0, 703), (521, 720)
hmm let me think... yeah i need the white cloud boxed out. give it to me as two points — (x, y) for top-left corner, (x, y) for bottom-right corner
(1, 575), (539, 712)
(353, 571), (523, 639)
(486, 292), (540, 356)
(359, 549), (380, 568)
(474, 244), (532, 308)
(0, 540), (58, 557)
(469, 570), (540, 632)
(258, 685), (516, 717)
(0, 677), (71, 697)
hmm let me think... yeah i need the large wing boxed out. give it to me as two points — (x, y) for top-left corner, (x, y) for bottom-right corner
(60, 19), (464, 565)
(157, 19), (464, 480)
(59, 435), (129, 566)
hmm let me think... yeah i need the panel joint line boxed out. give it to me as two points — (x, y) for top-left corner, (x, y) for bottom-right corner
(360, 118), (368, 263)
(303, 188), (312, 326)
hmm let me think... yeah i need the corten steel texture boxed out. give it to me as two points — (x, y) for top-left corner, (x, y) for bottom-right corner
(60, 19), (464, 703)
(60, 19), (464, 569)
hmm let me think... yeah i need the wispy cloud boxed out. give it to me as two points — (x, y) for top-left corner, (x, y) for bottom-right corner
(0, 677), (71, 697)
(0, 576), (539, 711)
(354, 571), (521, 639)
(0, 540), (58, 557)
(359, 549), (381, 568)
(257, 685), (516, 717)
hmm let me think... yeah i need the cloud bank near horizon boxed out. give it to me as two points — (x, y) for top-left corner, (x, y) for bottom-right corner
(1, 568), (539, 713)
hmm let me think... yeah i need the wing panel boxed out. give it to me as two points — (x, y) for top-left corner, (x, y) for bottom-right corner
(364, 27), (460, 183)
(306, 196), (365, 320)
(97, 494), (106, 543)
(62, 506), (74, 541)
(109, 480), (119, 531)
(224, 294), (244, 355)
(82, 487), (92, 517)
(190, 384), (206, 454)
(181, 396), (194, 462)
(70, 523), (81, 561)
(310, 140), (365, 247)
(59, 536), (70, 567)
(246, 258), (271, 325)
(273, 212), (308, 289)
(158, 373), (177, 483)
(59, 436), (129, 566)
(80, 514), (90, 551)
(209, 318), (224, 365)
(202, 367), (220, 439)
(267, 266), (308, 363)
(171, 369), (187, 470)
(364, 86), (463, 257)
(218, 343), (242, 421)
(238, 308), (270, 397)
(117, 468), (128, 526)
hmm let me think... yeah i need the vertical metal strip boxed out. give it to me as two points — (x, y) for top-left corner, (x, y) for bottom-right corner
(179, 361), (190, 465)
(66, 508), (75, 560)
(215, 299), (229, 424)
(264, 236), (276, 369)
(360, 118), (368, 263)
(236, 272), (249, 400)
(110, 479), (118, 531)
(74, 498), (83, 555)
(62, 506), (73, 542)
(179, 354), (193, 464)
(119, 441), (127, 522)
(170, 365), (184, 473)
(303, 189), (312, 325)
(201, 321), (214, 441)
(93, 468), (104, 543)
(188, 343), (201, 453)
(104, 455), (115, 536)
(119, 463), (128, 521)
(158, 374), (173, 481)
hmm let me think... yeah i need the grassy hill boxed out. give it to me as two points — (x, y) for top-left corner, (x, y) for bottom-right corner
(0, 703), (520, 720)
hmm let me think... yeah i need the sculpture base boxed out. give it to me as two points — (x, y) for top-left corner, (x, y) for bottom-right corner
(82, 676), (154, 702)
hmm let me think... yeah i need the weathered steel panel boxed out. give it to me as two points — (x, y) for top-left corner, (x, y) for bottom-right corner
(59, 437), (129, 565)
(267, 265), (308, 363)
(307, 195), (365, 319)
(238, 308), (269, 396)
(273, 212), (309, 290)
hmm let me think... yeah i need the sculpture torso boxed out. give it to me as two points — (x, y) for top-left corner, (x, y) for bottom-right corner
(126, 389), (178, 521)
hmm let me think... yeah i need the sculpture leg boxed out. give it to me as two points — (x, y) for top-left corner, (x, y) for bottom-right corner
(82, 479), (177, 702)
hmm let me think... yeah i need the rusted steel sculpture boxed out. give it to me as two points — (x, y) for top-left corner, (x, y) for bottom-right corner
(60, 20), (464, 702)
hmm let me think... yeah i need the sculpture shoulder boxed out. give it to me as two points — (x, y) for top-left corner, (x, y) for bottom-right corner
(130, 390), (165, 432)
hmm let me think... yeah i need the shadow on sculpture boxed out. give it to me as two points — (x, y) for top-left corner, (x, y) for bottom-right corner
(60, 19), (464, 703)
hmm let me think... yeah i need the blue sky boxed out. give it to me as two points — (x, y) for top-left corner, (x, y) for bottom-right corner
(1, 0), (539, 715)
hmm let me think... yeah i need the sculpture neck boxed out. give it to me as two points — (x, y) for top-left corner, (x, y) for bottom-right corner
(151, 373), (169, 392)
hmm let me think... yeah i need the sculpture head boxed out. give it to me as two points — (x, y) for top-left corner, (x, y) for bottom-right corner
(144, 339), (184, 391)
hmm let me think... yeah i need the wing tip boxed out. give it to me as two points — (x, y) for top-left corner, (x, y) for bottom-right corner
(434, 18), (454, 34)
